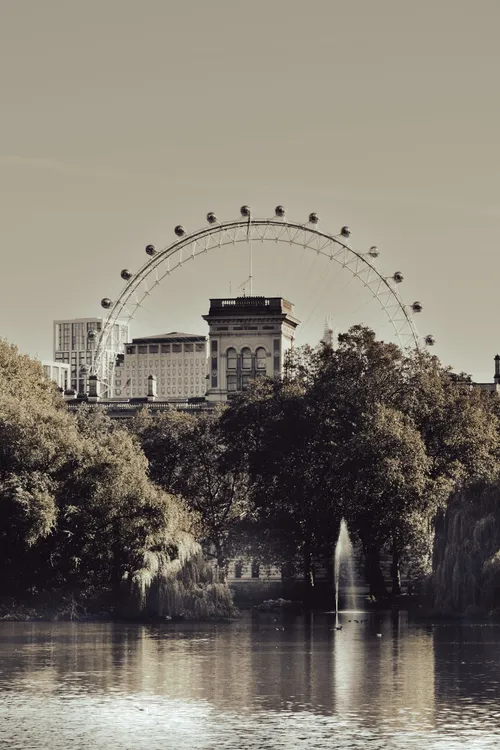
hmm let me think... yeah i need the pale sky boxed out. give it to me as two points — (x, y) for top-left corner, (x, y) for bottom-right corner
(1, 0), (500, 381)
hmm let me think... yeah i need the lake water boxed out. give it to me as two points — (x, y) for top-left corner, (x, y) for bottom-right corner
(1, 611), (499, 749)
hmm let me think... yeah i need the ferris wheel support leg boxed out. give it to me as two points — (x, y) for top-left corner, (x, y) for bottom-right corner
(88, 375), (101, 402)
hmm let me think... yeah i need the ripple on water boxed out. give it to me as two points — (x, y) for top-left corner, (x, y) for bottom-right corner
(0, 615), (499, 749)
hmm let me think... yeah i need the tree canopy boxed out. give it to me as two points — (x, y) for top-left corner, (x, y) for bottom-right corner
(0, 340), (203, 615)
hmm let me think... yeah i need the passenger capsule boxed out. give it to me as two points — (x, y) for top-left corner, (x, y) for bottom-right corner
(309, 212), (319, 224)
(393, 271), (404, 283)
(411, 301), (423, 313)
(240, 205), (251, 217)
(174, 225), (185, 237)
(275, 205), (286, 217)
(368, 246), (380, 258)
(120, 269), (133, 281)
(341, 226), (351, 238)
(145, 244), (156, 256)
(101, 298), (112, 309)
(87, 329), (98, 341)
(425, 334), (436, 346)
(206, 212), (217, 224)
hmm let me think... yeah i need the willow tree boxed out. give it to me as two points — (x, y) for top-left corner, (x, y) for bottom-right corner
(0, 340), (208, 616)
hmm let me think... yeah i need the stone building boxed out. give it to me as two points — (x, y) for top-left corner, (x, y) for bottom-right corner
(202, 296), (300, 402)
(113, 332), (208, 400)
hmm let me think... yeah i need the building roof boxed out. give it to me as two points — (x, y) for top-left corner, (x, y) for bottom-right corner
(203, 297), (300, 325)
(131, 332), (207, 344)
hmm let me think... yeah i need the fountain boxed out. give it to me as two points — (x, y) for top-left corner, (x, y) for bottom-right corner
(334, 519), (356, 624)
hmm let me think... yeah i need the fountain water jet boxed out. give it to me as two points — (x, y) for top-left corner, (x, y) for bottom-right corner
(334, 519), (356, 624)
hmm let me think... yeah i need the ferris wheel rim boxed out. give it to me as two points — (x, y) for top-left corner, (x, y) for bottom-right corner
(91, 213), (425, 382)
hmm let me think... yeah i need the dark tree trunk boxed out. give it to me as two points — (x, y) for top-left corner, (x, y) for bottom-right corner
(216, 550), (228, 584)
(391, 547), (402, 596)
(303, 544), (315, 607)
(364, 545), (388, 600)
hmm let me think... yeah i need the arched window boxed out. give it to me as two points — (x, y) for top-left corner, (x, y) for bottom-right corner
(226, 347), (237, 370)
(256, 347), (267, 372)
(234, 561), (244, 579)
(241, 347), (252, 370)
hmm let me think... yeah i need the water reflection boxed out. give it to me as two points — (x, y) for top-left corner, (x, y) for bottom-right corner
(0, 613), (499, 748)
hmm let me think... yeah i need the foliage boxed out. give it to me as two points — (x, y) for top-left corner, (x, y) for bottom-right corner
(220, 377), (342, 603)
(0, 340), (228, 618)
(432, 482), (500, 613)
(221, 326), (500, 600)
(131, 408), (250, 582)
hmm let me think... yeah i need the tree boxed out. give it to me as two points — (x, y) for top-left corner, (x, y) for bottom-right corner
(283, 327), (500, 597)
(0, 340), (200, 612)
(132, 408), (250, 583)
(338, 404), (430, 596)
(221, 377), (343, 604)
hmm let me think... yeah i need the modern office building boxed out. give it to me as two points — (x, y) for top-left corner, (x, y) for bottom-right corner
(53, 317), (129, 394)
(41, 360), (70, 391)
(113, 332), (208, 399)
(202, 296), (300, 402)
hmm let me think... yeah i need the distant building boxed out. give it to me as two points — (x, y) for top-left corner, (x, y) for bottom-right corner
(63, 296), (301, 413)
(202, 296), (300, 402)
(113, 332), (208, 400)
(41, 360), (70, 391)
(53, 317), (129, 394)
(474, 354), (500, 394)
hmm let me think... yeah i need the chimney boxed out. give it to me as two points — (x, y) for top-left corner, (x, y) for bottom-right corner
(494, 355), (500, 384)
(147, 374), (157, 402)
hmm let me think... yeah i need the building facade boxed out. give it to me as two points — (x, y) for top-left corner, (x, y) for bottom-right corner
(113, 332), (208, 400)
(202, 296), (300, 402)
(41, 360), (70, 390)
(53, 317), (129, 394)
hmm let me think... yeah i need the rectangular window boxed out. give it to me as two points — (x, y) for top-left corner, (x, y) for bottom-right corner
(211, 340), (218, 388)
(184, 343), (193, 352)
(227, 375), (238, 392)
(149, 345), (159, 353)
(195, 343), (205, 353)
(138, 346), (147, 354)
(161, 344), (170, 353)
(172, 344), (182, 353)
